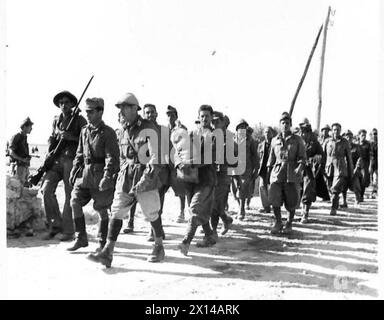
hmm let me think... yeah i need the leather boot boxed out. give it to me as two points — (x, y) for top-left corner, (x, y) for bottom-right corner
(67, 217), (88, 251)
(271, 207), (283, 234)
(147, 243), (165, 262)
(196, 235), (216, 248)
(95, 218), (109, 253)
(87, 240), (115, 268)
(330, 196), (338, 215)
(179, 217), (198, 255)
(221, 215), (233, 235)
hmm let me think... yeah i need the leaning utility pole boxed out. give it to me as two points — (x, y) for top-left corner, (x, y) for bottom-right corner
(289, 24), (324, 117)
(316, 6), (332, 132)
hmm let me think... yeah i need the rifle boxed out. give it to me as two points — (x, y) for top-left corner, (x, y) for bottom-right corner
(28, 75), (94, 186)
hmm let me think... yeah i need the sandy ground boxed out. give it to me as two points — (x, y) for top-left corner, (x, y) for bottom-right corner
(4, 179), (379, 300)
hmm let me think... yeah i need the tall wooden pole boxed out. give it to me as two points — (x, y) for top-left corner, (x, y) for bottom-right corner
(289, 24), (323, 117)
(316, 6), (331, 132)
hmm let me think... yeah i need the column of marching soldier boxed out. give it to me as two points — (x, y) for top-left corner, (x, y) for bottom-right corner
(8, 90), (379, 268)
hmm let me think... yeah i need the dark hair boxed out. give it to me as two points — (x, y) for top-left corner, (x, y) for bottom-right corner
(198, 104), (213, 115)
(144, 104), (157, 111)
(358, 129), (367, 135)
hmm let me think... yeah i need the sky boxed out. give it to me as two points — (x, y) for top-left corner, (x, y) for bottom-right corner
(2, 0), (382, 145)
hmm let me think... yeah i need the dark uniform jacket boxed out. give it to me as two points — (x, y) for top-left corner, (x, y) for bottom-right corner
(370, 140), (378, 172)
(267, 131), (307, 184)
(235, 134), (258, 178)
(358, 140), (371, 187)
(9, 132), (29, 165)
(48, 113), (87, 159)
(73, 121), (120, 189)
(257, 140), (271, 179)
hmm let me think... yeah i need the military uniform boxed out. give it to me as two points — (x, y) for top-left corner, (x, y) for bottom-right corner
(232, 119), (258, 220)
(268, 132), (306, 210)
(68, 98), (120, 251)
(358, 139), (371, 200)
(323, 129), (353, 215)
(9, 128), (31, 186)
(210, 111), (234, 237)
(300, 128), (324, 222)
(267, 112), (306, 234)
(175, 106), (217, 255)
(369, 130), (378, 198)
(41, 91), (87, 239)
(88, 93), (165, 267)
(341, 134), (363, 205)
(257, 139), (272, 212)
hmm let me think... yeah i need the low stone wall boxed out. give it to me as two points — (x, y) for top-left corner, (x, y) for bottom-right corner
(6, 175), (46, 232)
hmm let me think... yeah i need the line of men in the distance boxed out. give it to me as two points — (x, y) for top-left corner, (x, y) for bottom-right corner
(10, 89), (379, 268)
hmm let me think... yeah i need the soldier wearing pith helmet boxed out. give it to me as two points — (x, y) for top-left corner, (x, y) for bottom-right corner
(267, 112), (306, 234)
(88, 92), (166, 267)
(67, 97), (120, 253)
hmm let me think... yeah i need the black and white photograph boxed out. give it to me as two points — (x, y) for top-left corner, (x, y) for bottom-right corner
(0, 0), (382, 302)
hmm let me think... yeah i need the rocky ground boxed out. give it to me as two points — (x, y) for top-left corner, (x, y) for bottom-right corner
(4, 181), (379, 300)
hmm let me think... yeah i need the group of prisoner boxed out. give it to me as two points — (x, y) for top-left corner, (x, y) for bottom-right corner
(7, 90), (378, 267)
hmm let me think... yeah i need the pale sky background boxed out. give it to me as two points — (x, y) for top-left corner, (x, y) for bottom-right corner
(1, 0), (384, 298)
(2, 0), (381, 145)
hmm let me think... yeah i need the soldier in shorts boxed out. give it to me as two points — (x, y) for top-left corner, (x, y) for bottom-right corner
(88, 93), (165, 267)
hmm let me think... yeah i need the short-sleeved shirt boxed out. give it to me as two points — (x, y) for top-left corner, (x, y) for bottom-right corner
(9, 131), (29, 161)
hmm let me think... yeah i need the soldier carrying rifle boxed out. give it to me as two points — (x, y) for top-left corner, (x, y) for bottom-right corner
(41, 91), (87, 241)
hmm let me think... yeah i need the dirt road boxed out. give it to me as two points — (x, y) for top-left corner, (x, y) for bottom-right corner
(5, 185), (378, 299)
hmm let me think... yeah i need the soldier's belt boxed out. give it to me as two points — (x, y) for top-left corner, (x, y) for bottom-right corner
(84, 158), (105, 165)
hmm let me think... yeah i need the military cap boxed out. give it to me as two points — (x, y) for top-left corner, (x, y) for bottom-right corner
(20, 117), (34, 128)
(85, 97), (104, 110)
(358, 129), (367, 135)
(331, 122), (342, 129)
(300, 123), (312, 133)
(212, 111), (224, 120)
(343, 130), (353, 137)
(198, 104), (213, 115)
(166, 105), (178, 114)
(53, 91), (78, 108)
(321, 124), (331, 131)
(115, 92), (141, 110)
(235, 118), (249, 130)
(299, 117), (310, 126)
(279, 111), (291, 123)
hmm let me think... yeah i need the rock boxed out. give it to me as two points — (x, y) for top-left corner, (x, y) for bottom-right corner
(6, 174), (45, 234)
